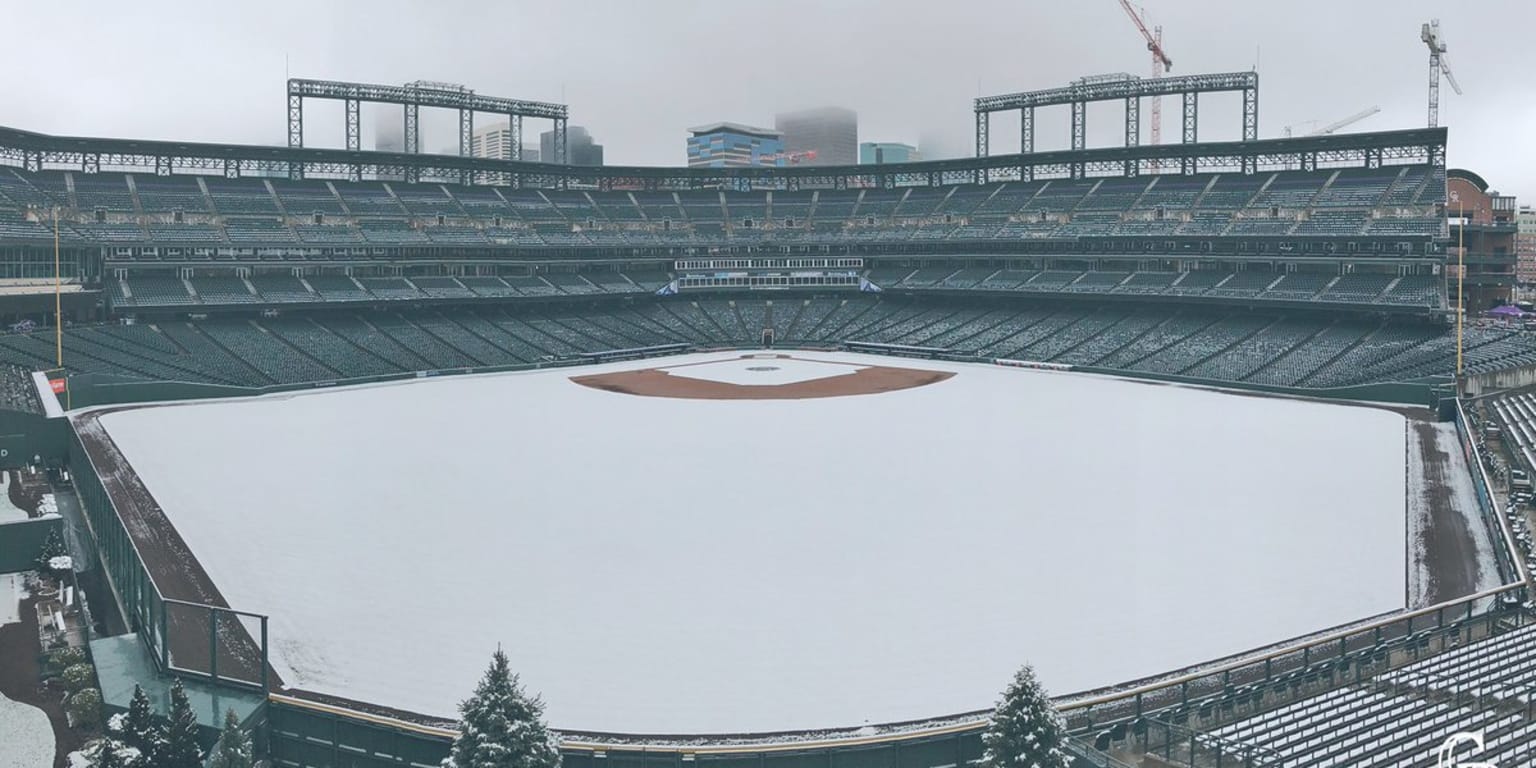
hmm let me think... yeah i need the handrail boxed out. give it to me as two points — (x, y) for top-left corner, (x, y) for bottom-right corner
(1056, 582), (1522, 712)
(1457, 397), (1533, 586)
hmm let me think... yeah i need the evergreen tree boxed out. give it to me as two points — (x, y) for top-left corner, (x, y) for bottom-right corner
(35, 527), (67, 573)
(85, 738), (137, 768)
(208, 709), (255, 768)
(153, 678), (204, 768)
(119, 684), (164, 763)
(92, 741), (126, 768)
(444, 648), (561, 768)
(980, 665), (1070, 768)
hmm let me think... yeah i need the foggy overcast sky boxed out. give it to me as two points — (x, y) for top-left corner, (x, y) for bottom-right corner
(2, 0), (1533, 198)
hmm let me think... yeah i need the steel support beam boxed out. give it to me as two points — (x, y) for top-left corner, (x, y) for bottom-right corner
(554, 117), (568, 165)
(1241, 86), (1259, 173)
(509, 115), (521, 161)
(1242, 82), (1259, 141)
(459, 108), (473, 157)
(1071, 100), (1087, 151)
(343, 98), (360, 152)
(974, 111), (989, 159)
(1124, 97), (1140, 147)
(1021, 106), (1034, 154)
(402, 103), (420, 182)
(1181, 92), (1199, 175)
(287, 77), (566, 120)
(404, 104), (420, 154)
(1124, 96), (1140, 176)
(287, 93), (304, 148)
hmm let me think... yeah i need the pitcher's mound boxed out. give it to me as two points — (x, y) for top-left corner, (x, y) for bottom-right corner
(570, 354), (954, 400)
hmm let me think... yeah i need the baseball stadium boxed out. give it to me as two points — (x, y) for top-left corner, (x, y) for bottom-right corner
(0, 67), (1535, 768)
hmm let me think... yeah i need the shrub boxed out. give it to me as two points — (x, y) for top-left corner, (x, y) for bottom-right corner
(46, 647), (88, 673)
(61, 663), (96, 693)
(67, 687), (103, 730)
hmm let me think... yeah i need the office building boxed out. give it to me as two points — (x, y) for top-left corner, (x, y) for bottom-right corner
(774, 107), (857, 166)
(1517, 206), (1536, 286)
(540, 125), (604, 166)
(471, 121), (518, 161)
(686, 123), (784, 168)
(860, 142), (921, 165)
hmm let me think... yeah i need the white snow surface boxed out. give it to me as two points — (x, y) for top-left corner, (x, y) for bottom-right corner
(0, 689), (54, 768)
(661, 355), (866, 386)
(0, 573), (25, 627)
(1408, 423), (1503, 601)
(95, 352), (1408, 735)
(0, 472), (27, 523)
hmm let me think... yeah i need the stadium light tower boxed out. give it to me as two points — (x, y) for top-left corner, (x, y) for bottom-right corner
(1421, 19), (1463, 128)
(1117, 1), (1173, 147)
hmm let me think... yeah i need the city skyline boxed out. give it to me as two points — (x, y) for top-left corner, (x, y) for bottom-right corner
(1, 1), (1531, 197)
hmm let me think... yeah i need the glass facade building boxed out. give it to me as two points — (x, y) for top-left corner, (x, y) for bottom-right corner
(859, 142), (922, 165)
(686, 123), (785, 168)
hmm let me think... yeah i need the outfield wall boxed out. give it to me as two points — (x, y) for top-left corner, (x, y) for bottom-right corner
(51, 346), (1449, 416)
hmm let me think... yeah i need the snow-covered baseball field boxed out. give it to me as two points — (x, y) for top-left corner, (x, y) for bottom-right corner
(97, 352), (1408, 734)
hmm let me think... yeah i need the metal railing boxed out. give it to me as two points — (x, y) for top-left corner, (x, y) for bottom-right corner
(67, 427), (269, 692)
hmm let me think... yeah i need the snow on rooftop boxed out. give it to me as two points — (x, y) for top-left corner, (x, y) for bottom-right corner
(96, 352), (1407, 735)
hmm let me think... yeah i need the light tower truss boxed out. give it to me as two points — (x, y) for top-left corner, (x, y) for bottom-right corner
(974, 71), (1258, 180)
(285, 78), (568, 182)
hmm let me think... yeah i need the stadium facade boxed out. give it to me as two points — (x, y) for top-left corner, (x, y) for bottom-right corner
(0, 96), (1535, 768)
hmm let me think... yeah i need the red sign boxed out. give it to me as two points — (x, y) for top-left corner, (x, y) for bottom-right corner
(48, 378), (66, 394)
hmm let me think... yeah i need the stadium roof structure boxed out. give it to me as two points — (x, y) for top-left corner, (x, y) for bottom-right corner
(0, 123), (1445, 192)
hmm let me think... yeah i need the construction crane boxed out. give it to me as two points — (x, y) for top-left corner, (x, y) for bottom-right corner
(1117, 1), (1173, 147)
(1282, 106), (1381, 138)
(1421, 19), (1463, 128)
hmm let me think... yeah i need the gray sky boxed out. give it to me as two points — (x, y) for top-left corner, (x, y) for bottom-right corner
(3, 0), (1533, 198)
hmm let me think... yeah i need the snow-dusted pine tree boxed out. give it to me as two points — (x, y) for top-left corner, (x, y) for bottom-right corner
(153, 678), (204, 768)
(443, 648), (561, 768)
(980, 665), (1070, 768)
(82, 738), (139, 768)
(207, 709), (254, 768)
(118, 683), (164, 762)
(34, 527), (67, 573)
(91, 741), (127, 768)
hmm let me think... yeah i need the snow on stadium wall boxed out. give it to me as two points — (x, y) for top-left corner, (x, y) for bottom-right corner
(262, 584), (1533, 768)
(265, 697), (988, 768)
(67, 429), (270, 691)
(0, 515), (62, 573)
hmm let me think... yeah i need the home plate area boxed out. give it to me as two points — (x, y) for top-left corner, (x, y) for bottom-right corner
(569, 353), (955, 399)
